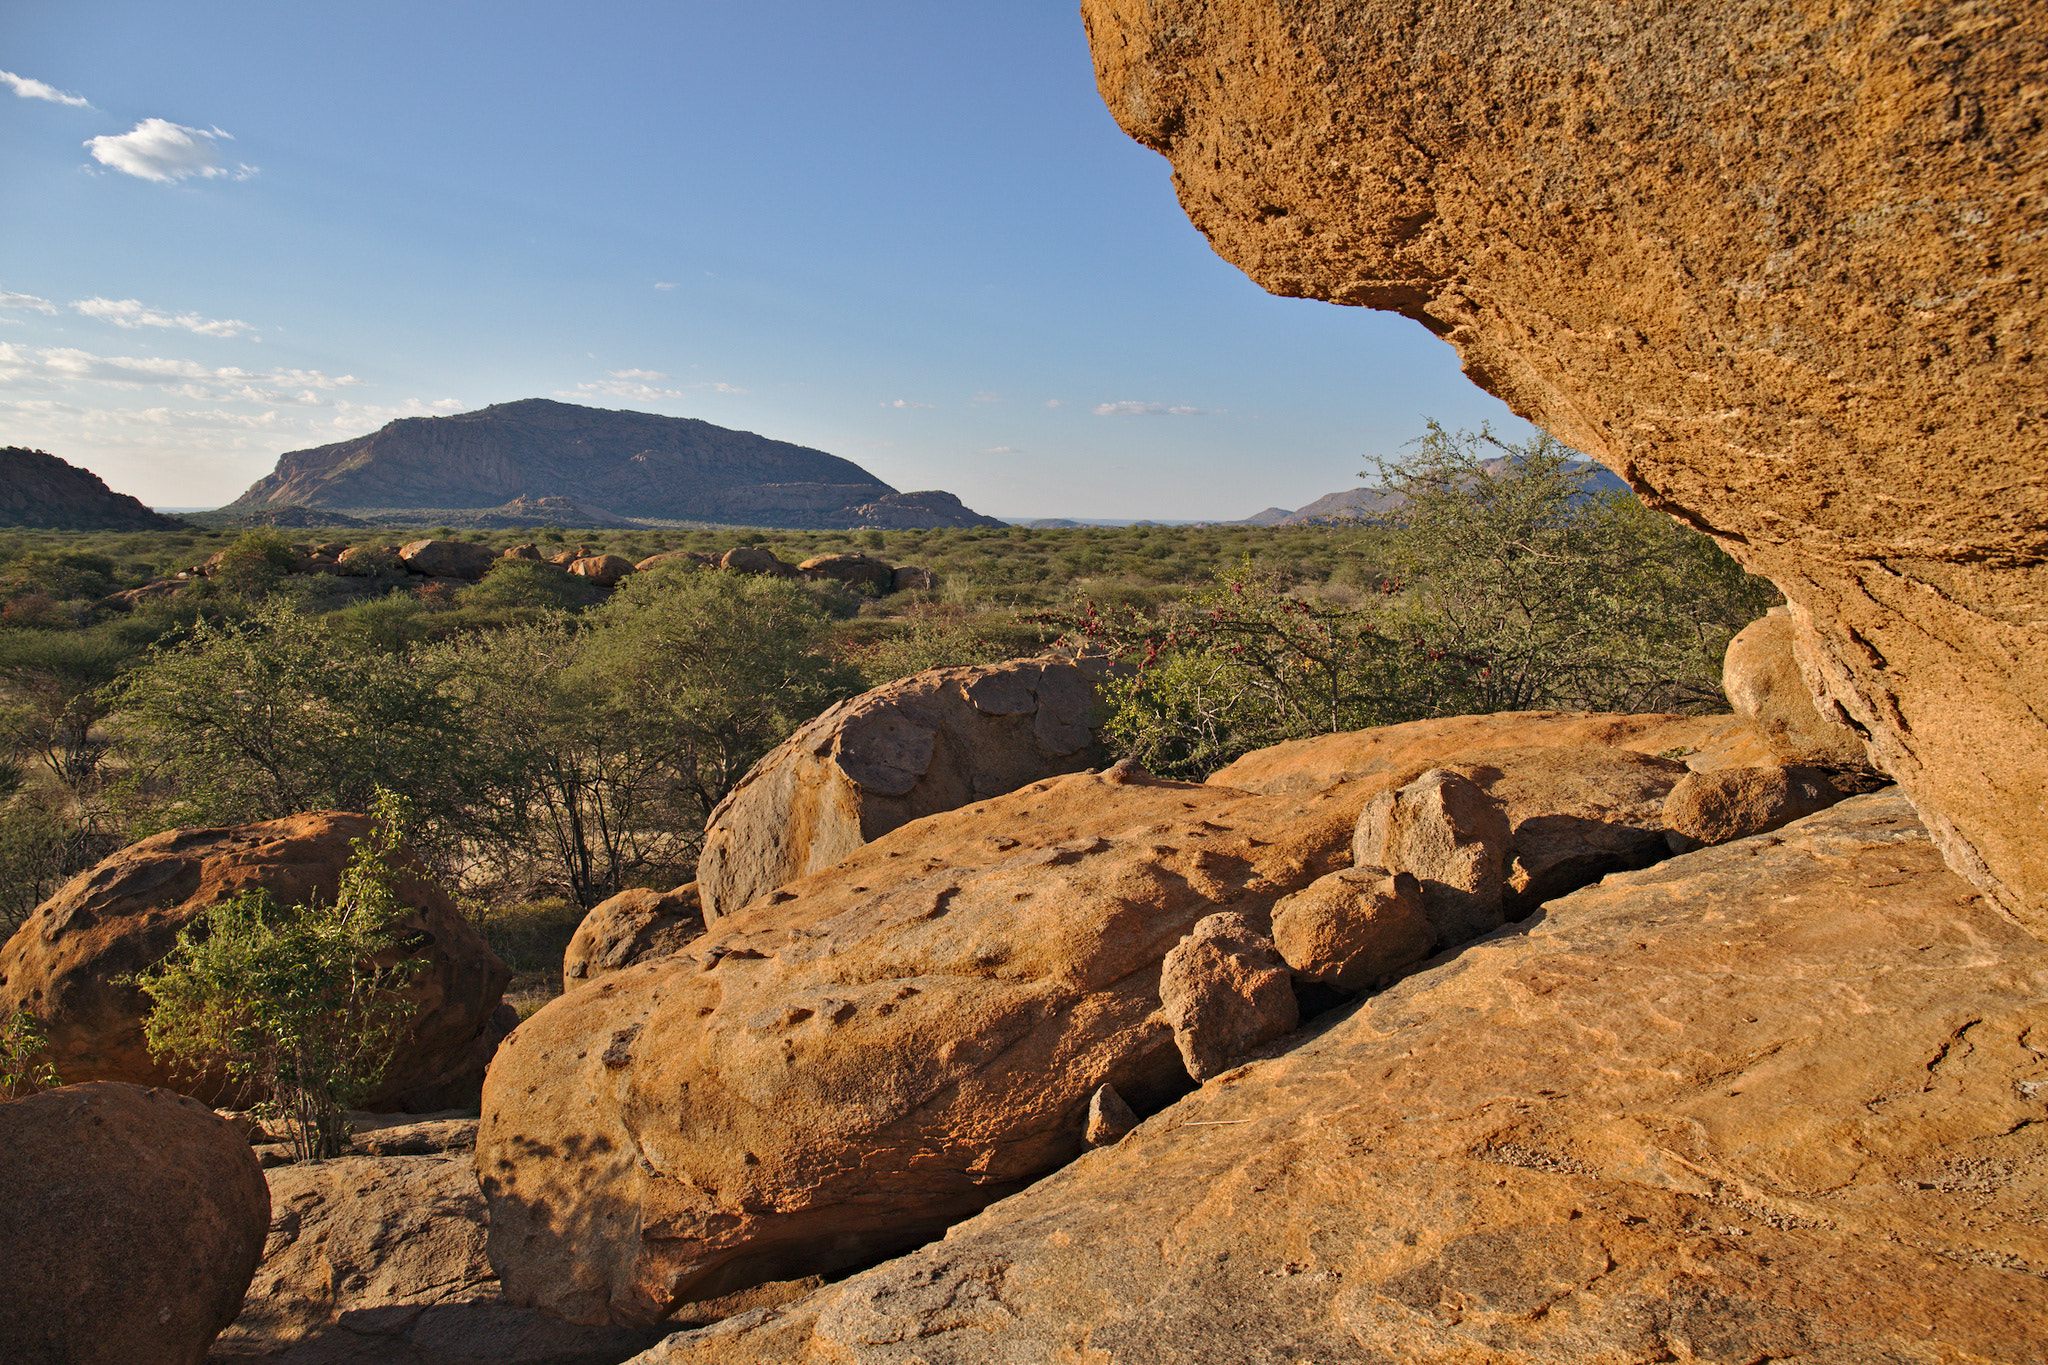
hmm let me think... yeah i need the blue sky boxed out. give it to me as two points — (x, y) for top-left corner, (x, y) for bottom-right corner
(1, 2), (1536, 520)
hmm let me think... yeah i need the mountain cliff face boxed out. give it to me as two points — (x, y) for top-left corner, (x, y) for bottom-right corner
(228, 399), (1002, 529)
(0, 447), (181, 530)
(1085, 0), (2048, 933)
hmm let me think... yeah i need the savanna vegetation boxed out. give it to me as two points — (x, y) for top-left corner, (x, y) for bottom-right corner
(0, 425), (1778, 1011)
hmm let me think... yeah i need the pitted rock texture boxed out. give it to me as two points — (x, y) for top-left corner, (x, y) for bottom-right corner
(0, 1082), (269, 1365)
(0, 811), (512, 1109)
(1663, 763), (1847, 850)
(1720, 611), (1875, 773)
(696, 658), (1110, 920)
(621, 793), (2048, 1364)
(477, 768), (1370, 1326)
(1084, 0), (2048, 933)
(563, 883), (706, 992)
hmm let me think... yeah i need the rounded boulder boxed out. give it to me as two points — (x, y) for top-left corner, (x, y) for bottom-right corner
(0, 1081), (270, 1365)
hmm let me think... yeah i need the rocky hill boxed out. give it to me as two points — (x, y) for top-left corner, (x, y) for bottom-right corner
(1247, 460), (1632, 526)
(0, 447), (181, 531)
(226, 399), (1003, 529)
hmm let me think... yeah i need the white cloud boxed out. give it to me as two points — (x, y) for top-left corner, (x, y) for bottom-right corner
(85, 119), (256, 183)
(610, 368), (670, 382)
(1, 70), (91, 108)
(73, 296), (254, 339)
(555, 371), (748, 403)
(979, 445), (1020, 455)
(883, 398), (933, 409)
(1093, 400), (1223, 417)
(0, 342), (357, 403)
(327, 398), (464, 430)
(653, 281), (677, 290)
(1, 291), (57, 315)
(1043, 398), (1063, 408)
(970, 391), (1000, 405)
(700, 381), (747, 394)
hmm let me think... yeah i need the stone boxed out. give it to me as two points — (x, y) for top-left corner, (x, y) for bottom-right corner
(562, 883), (705, 992)
(1081, 0), (2048, 931)
(1083, 1083), (1138, 1147)
(399, 539), (498, 581)
(1157, 911), (1299, 1082)
(502, 543), (544, 561)
(547, 545), (590, 566)
(1664, 764), (1847, 852)
(1722, 611), (1876, 773)
(623, 793), (2048, 1363)
(637, 550), (715, 573)
(1268, 866), (1431, 993)
(334, 544), (398, 576)
(96, 578), (184, 611)
(795, 554), (893, 592)
(0, 811), (512, 1110)
(210, 1151), (667, 1365)
(696, 657), (1111, 920)
(0, 1082), (269, 1365)
(477, 768), (1368, 1326)
(718, 546), (794, 577)
(1353, 769), (1511, 947)
(889, 565), (934, 593)
(566, 553), (635, 587)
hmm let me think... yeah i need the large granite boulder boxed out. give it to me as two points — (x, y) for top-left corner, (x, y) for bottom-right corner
(567, 553), (635, 587)
(1082, 0), (2048, 932)
(696, 657), (1111, 920)
(1721, 610), (1876, 773)
(795, 554), (894, 592)
(623, 792), (2048, 1363)
(1352, 768), (1512, 946)
(0, 1082), (269, 1365)
(0, 812), (512, 1110)
(398, 539), (498, 581)
(562, 884), (704, 993)
(1157, 911), (1298, 1082)
(477, 769), (1370, 1326)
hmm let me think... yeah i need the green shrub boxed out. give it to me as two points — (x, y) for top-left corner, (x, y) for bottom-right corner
(128, 792), (429, 1159)
(0, 1009), (59, 1100)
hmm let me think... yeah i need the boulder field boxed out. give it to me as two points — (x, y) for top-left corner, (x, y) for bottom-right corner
(1080, 0), (2048, 934)
(477, 710), (1788, 1328)
(624, 791), (2048, 1363)
(0, 811), (511, 1110)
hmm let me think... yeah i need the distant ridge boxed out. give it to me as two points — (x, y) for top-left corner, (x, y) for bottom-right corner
(227, 399), (1003, 530)
(0, 447), (183, 531)
(1240, 460), (1632, 526)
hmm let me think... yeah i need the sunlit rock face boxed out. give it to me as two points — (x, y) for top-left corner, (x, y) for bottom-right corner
(1081, 0), (2048, 934)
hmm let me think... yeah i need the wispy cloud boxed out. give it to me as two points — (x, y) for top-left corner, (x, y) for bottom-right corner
(883, 398), (933, 409)
(1092, 400), (1222, 417)
(85, 120), (256, 183)
(0, 342), (357, 403)
(970, 391), (1000, 405)
(2, 70), (91, 108)
(1043, 398), (1063, 408)
(556, 368), (748, 403)
(653, 281), (677, 290)
(73, 296), (254, 339)
(327, 398), (464, 430)
(979, 445), (1020, 455)
(1, 291), (57, 315)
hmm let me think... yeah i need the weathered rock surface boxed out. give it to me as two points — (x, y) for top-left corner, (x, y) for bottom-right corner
(717, 546), (793, 577)
(1721, 611), (1875, 772)
(399, 539), (498, 581)
(0, 811), (512, 1109)
(1083, 1083), (1139, 1147)
(0, 1082), (269, 1365)
(478, 768), (1370, 1326)
(567, 554), (635, 587)
(795, 554), (893, 592)
(1664, 764), (1846, 851)
(563, 884), (705, 992)
(625, 792), (2048, 1363)
(1269, 866), (1431, 993)
(1353, 769), (1512, 946)
(211, 1152), (668, 1365)
(1083, 0), (2048, 931)
(1157, 911), (1299, 1081)
(696, 658), (1110, 920)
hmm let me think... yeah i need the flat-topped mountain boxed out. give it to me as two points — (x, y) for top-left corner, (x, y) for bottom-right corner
(226, 399), (1003, 529)
(0, 447), (182, 531)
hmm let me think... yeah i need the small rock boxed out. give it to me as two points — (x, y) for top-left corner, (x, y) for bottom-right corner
(1353, 768), (1511, 947)
(399, 539), (498, 581)
(1664, 764), (1846, 851)
(1085, 1082), (1139, 1146)
(1159, 911), (1300, 1082)
(1270, 866), (1432, 992)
